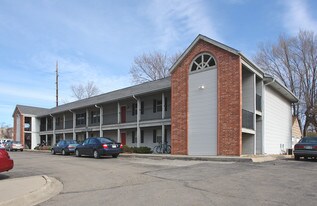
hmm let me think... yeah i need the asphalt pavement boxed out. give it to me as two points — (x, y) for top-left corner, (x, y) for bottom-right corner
(1, 151), (315, 206)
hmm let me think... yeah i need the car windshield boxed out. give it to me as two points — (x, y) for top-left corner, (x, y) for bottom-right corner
(300, 137), (317, 144)
(66, 140), (77, 144)
(98, 138), (115, 144)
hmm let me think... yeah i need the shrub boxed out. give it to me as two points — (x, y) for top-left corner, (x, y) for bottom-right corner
(122, 145), (134, 153)
(133, 146), (152, 154)
(122, 145), (152, 154)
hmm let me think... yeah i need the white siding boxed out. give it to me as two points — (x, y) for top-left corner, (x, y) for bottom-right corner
(264, 86), (292, 154)
(188, 69), (217, 155)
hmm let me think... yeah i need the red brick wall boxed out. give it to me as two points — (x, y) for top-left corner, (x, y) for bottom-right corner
(171, 39), (242, 156)
(13, 110), (25, 146)
(217, 49), (242, 156)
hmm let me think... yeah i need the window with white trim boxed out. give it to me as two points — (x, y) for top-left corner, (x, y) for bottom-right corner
(190, 53), (216, 72)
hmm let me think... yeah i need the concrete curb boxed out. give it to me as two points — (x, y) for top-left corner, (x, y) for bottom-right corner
(25, 149), (281, 163)
(0, 176), (63, 206)
(24, 149), (50, 153)
(120, 153), (253, 162)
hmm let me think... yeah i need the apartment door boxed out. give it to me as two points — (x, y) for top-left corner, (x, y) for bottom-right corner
(120, 106), (126, 123)
(121, 133), (126, 145)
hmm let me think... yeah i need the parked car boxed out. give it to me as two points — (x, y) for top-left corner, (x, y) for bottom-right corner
(51, 140), (79, 155)
(0, 149), (14, 172)
(75, 137), (122, 159)
(5, 141), (23, 151)
(0, 142), (5, 149)
(294, 137), (317, 160)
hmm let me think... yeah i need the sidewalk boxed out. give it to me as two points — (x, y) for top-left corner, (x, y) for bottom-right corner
(0, 175), (63, 206)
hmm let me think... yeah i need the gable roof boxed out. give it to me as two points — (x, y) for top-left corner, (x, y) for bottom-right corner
(169, 34), (298, 103)
(170, 34), (240, 73)
(13, 105), (49, 117)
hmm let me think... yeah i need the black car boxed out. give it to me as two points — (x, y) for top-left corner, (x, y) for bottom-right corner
(75, 137), (122, 159)
(294, 137), (317, 160)
(51, 140), (79, 155)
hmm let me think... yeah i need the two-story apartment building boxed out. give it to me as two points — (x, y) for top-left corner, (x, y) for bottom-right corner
(12, 35), (298, 156)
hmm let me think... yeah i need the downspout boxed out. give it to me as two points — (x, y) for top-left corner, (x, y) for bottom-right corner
(95, 105), (103, 137)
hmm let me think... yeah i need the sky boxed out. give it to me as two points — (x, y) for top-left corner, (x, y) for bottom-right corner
(0, 0), (317, 127)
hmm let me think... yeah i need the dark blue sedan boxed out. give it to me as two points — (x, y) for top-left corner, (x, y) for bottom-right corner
(294, 137), (317, 160)
(51, 140), (79, 155)
(75, 137), (122, 159)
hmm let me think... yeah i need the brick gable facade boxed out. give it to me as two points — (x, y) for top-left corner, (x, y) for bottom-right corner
(171, 39), (242, 155)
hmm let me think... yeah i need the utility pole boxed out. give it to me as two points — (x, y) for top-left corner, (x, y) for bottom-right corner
(56, 61), (59, 107)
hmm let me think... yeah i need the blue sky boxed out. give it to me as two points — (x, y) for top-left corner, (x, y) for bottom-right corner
(1, 0), (317, 127)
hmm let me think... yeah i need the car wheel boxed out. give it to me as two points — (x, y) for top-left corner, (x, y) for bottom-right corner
(51, 149), (56, 155)
(93, 150), (100, 159)
(75, 149), (81, 157)
(294, 155), (300, 160)
(62, 149), (66, 156)
(20, 149), (23, 152)
(112, 154), (119, 158)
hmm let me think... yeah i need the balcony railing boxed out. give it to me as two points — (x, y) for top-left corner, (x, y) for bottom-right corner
(256, 94), (262, 112)
(242, 109), (254, 130)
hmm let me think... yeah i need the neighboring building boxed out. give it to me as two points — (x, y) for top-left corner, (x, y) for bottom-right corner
(291, 116), (302, 148)
(12, 35), (298, 155)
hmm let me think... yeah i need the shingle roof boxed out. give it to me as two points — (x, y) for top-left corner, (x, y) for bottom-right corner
(43, 77), (171, 116)
(15, 105), (49, 116)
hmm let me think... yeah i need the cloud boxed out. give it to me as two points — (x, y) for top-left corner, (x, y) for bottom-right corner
(144, 0), (220, 50)
(282, 0), (317, 34)
(29, 51), (131, 102)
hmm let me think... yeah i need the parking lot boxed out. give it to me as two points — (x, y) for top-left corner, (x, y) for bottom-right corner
(1, 152), (317, 206)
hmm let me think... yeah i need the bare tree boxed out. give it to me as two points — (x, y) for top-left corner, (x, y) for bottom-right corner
(71, 81), (100, 100)
(254, 30), (317, 136)
(130, 51), (181, 84)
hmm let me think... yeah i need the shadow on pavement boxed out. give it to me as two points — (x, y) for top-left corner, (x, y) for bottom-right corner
(0, 174), (11, 180)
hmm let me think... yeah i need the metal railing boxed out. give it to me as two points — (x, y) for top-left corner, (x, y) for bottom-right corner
(242, 109), (254, 130)
(256, 94), (262, 112)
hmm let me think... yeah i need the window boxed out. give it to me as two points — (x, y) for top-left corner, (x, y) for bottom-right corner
(141, 130), (144, 143)
(88, 138), (98, 145)
(153, 98), (168, 113)
(132, 101), (144, 116)
(132, 103), (137, 116)
(153, 99), (162, 113)
(153, 130), (157, 143)
(141, 101), (144, 114)
(56, 117), (61, 126)
(164, 97), (168, 112)
(190, 53), (216, 72)
(76, 113), (86, 126)
(132, 131), (135, 143)
(90, 111), (100, 124)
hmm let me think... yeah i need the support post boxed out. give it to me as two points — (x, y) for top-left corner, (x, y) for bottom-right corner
(136, 98), (141, 148)
(86, 109), (89, 138)
(162, 92), (165, 119)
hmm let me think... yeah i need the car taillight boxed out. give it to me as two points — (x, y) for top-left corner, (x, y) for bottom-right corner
(103, 144), (108, 149)
(120, 144), (123, 149)
(313, 146), (317, 150)
(295, 145), (304, 149)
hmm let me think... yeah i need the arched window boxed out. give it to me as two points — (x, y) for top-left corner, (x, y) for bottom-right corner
(190, 53), (216, 72)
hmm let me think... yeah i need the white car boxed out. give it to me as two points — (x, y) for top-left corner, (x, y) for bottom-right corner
(5, 141), (24, 151)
